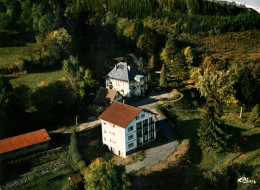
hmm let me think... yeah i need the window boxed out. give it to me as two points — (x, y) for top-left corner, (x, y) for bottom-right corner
(141, 114), (145, 118)
(128, 126), (133, 132)
(128, 135), (134, 141)
(149, 117), (152, 124)
(128, 143), (134, 149)
(104, 137), (107, 141)
(104, 122), (106, 125)
(109, 131), (115, 135)
(113, 124), (115, 128)
(136, 115), (140, 120)
(104, 129), (107, 133)
(136, 122), (142, 129)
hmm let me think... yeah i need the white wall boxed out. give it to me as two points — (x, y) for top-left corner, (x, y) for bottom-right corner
(101, 110), (156, 158)
(101, 120), (126, 157)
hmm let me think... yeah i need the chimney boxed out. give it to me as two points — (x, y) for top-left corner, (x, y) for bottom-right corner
(123, 99), (125, 104)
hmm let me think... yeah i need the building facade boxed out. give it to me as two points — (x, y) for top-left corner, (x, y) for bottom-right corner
(105, 62), (148, 98)
(99, 102), (157, 158)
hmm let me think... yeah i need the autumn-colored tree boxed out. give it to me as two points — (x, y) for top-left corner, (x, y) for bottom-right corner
(83, 158), (130, 190)
(198, 67), (236, 115)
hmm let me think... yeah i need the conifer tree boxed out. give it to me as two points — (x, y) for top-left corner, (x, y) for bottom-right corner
(159, 64), (167, 88)
(198, 105), (228, 152)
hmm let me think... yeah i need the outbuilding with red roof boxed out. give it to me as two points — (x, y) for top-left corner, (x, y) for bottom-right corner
(0, 129), (51, 160)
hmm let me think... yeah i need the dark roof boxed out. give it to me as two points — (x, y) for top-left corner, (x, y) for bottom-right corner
(99, 102), (141, 128)
(105, 62), (146, 82)
(93, 87), (120, 106)
(0, 129), (51, 154)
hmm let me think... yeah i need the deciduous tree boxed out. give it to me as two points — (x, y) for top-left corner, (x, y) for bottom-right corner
(83, 158), (130, 190)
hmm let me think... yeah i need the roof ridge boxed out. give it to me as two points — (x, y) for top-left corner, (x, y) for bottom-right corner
(113, 101), (141, 111)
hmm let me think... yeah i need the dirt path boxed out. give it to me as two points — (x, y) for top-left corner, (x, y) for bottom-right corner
(51, 119), (101, 134)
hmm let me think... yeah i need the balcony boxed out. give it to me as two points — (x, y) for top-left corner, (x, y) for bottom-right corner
(137, 141), (143, 147)
(143, 128), (148, 135)
(137, 130), (142, 138)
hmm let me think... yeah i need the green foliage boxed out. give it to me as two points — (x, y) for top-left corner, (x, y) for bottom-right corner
(159, 64), (167, 88)
(137, 28), (157, 55)
(233, 65), (260, 105)
(68, 132), (86, 172)
(247, 104), (259, 127)
(198, 67), (236, 114)
(160, 37), (189, 78)
(83, 158), (130, 190)
(63, 56), (79, 79)
(62, 56), (97, 99)
(184, 46), (195, 67)
(197, 106), (228, 152)
(0, 76), (15, 138)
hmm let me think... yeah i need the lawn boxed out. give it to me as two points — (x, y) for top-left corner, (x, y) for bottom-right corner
(152, 90), (260, 189)
(0, 43), (35, 67)
(10, 70), (65, 89)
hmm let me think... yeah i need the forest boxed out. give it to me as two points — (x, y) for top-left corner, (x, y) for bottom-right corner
(0, 0), (259, 189)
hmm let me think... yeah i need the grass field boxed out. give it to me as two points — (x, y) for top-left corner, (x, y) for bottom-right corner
(153, 92), (260, 189)
(10, 70), (65, 89)
(0, 43), (34, 67)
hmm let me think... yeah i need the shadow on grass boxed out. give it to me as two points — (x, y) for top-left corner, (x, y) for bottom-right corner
(131, 166), (198, 190)
(225, 124), (260, 153)
(176, 118), (202, 166)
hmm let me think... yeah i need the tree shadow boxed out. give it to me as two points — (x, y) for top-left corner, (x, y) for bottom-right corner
(226, 124), (260, 153)
(176, 118), (203, 166)
(131, 166), (198, 190)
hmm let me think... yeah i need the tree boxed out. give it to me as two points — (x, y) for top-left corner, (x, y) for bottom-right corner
(63, 56), (97, 99)
(198, 67), (236, 115)
(184, 46), (195, 67)
(233, 66), (259, 105)
(247, 104), (259, 128)
(68, 132), (86, 172)
(0, 77), (16, 138)
(160, 36), (179, 67)
(83, 158), (130, 190)
(159, 64), (167, 88)
(44, 28), (72, 59)
(137, 29), (157, 68)
(198, 105), (228, 152)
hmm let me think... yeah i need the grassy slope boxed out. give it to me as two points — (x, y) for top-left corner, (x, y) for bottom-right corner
(10, 70), (64, 89)
(164, 99), (260, 184)
(179, 31), (260, 65)
(0, 43), (34, 66)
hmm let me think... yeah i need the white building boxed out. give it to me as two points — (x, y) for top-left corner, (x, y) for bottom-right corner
(105, 62), (148, 98)
(99, 101), (157, 158)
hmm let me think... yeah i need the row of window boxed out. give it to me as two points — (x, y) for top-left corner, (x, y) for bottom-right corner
(104, 138), (116, 144)
(104, 130), (115, 136)
(104, 122), (115, 128)
(136, 114), (145, 120)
